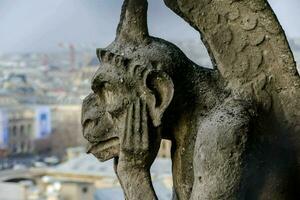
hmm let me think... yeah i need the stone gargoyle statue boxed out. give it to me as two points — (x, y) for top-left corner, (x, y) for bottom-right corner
(82, 0), (300, 199)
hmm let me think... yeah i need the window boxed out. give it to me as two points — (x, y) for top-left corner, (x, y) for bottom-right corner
(82, 186), (88, 193)
(20, 125), (25, 136)
(12, 126), (17, 137)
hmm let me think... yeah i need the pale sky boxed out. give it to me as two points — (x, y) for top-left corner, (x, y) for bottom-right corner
(0, 0), (299, 53)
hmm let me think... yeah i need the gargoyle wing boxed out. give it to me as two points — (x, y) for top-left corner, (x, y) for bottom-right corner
(164, 0), (300, 134)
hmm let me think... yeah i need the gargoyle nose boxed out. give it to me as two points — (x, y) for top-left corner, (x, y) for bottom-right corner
(83, 111), (114, 144)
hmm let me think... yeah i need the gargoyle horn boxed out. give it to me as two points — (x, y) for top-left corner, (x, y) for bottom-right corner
(116, 0), (149, 44)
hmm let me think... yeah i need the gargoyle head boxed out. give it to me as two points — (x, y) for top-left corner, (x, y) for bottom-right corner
(82, 49), (174, 161)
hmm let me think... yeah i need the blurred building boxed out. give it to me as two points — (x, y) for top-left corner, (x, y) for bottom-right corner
(43, 154), (172, 200)
(49, 105), (86, 158)
(0, 152), (172, 200)
(0, 106), (51, 155)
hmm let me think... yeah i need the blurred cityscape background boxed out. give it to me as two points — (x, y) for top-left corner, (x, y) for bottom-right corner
(0, 0), (299, 199)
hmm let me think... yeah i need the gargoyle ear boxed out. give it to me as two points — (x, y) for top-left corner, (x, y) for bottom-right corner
(145, 71), (174, 127)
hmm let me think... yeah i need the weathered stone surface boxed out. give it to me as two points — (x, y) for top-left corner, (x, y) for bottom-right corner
(163, 0), (300, 130)
(82, 0), (300, 199)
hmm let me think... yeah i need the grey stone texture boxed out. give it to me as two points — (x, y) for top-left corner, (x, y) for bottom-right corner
(82, 0), (300, 199)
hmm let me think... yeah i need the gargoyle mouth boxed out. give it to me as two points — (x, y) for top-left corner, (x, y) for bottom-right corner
(86, 137), (120, 154)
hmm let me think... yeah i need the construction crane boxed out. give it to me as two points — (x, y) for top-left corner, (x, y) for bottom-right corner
(58, 43), (76, 70)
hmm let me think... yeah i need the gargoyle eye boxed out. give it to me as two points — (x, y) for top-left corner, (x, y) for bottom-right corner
(103, 82), (111, 88)
(92, 81), (112, 94)
(102, 82), (113, 91)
